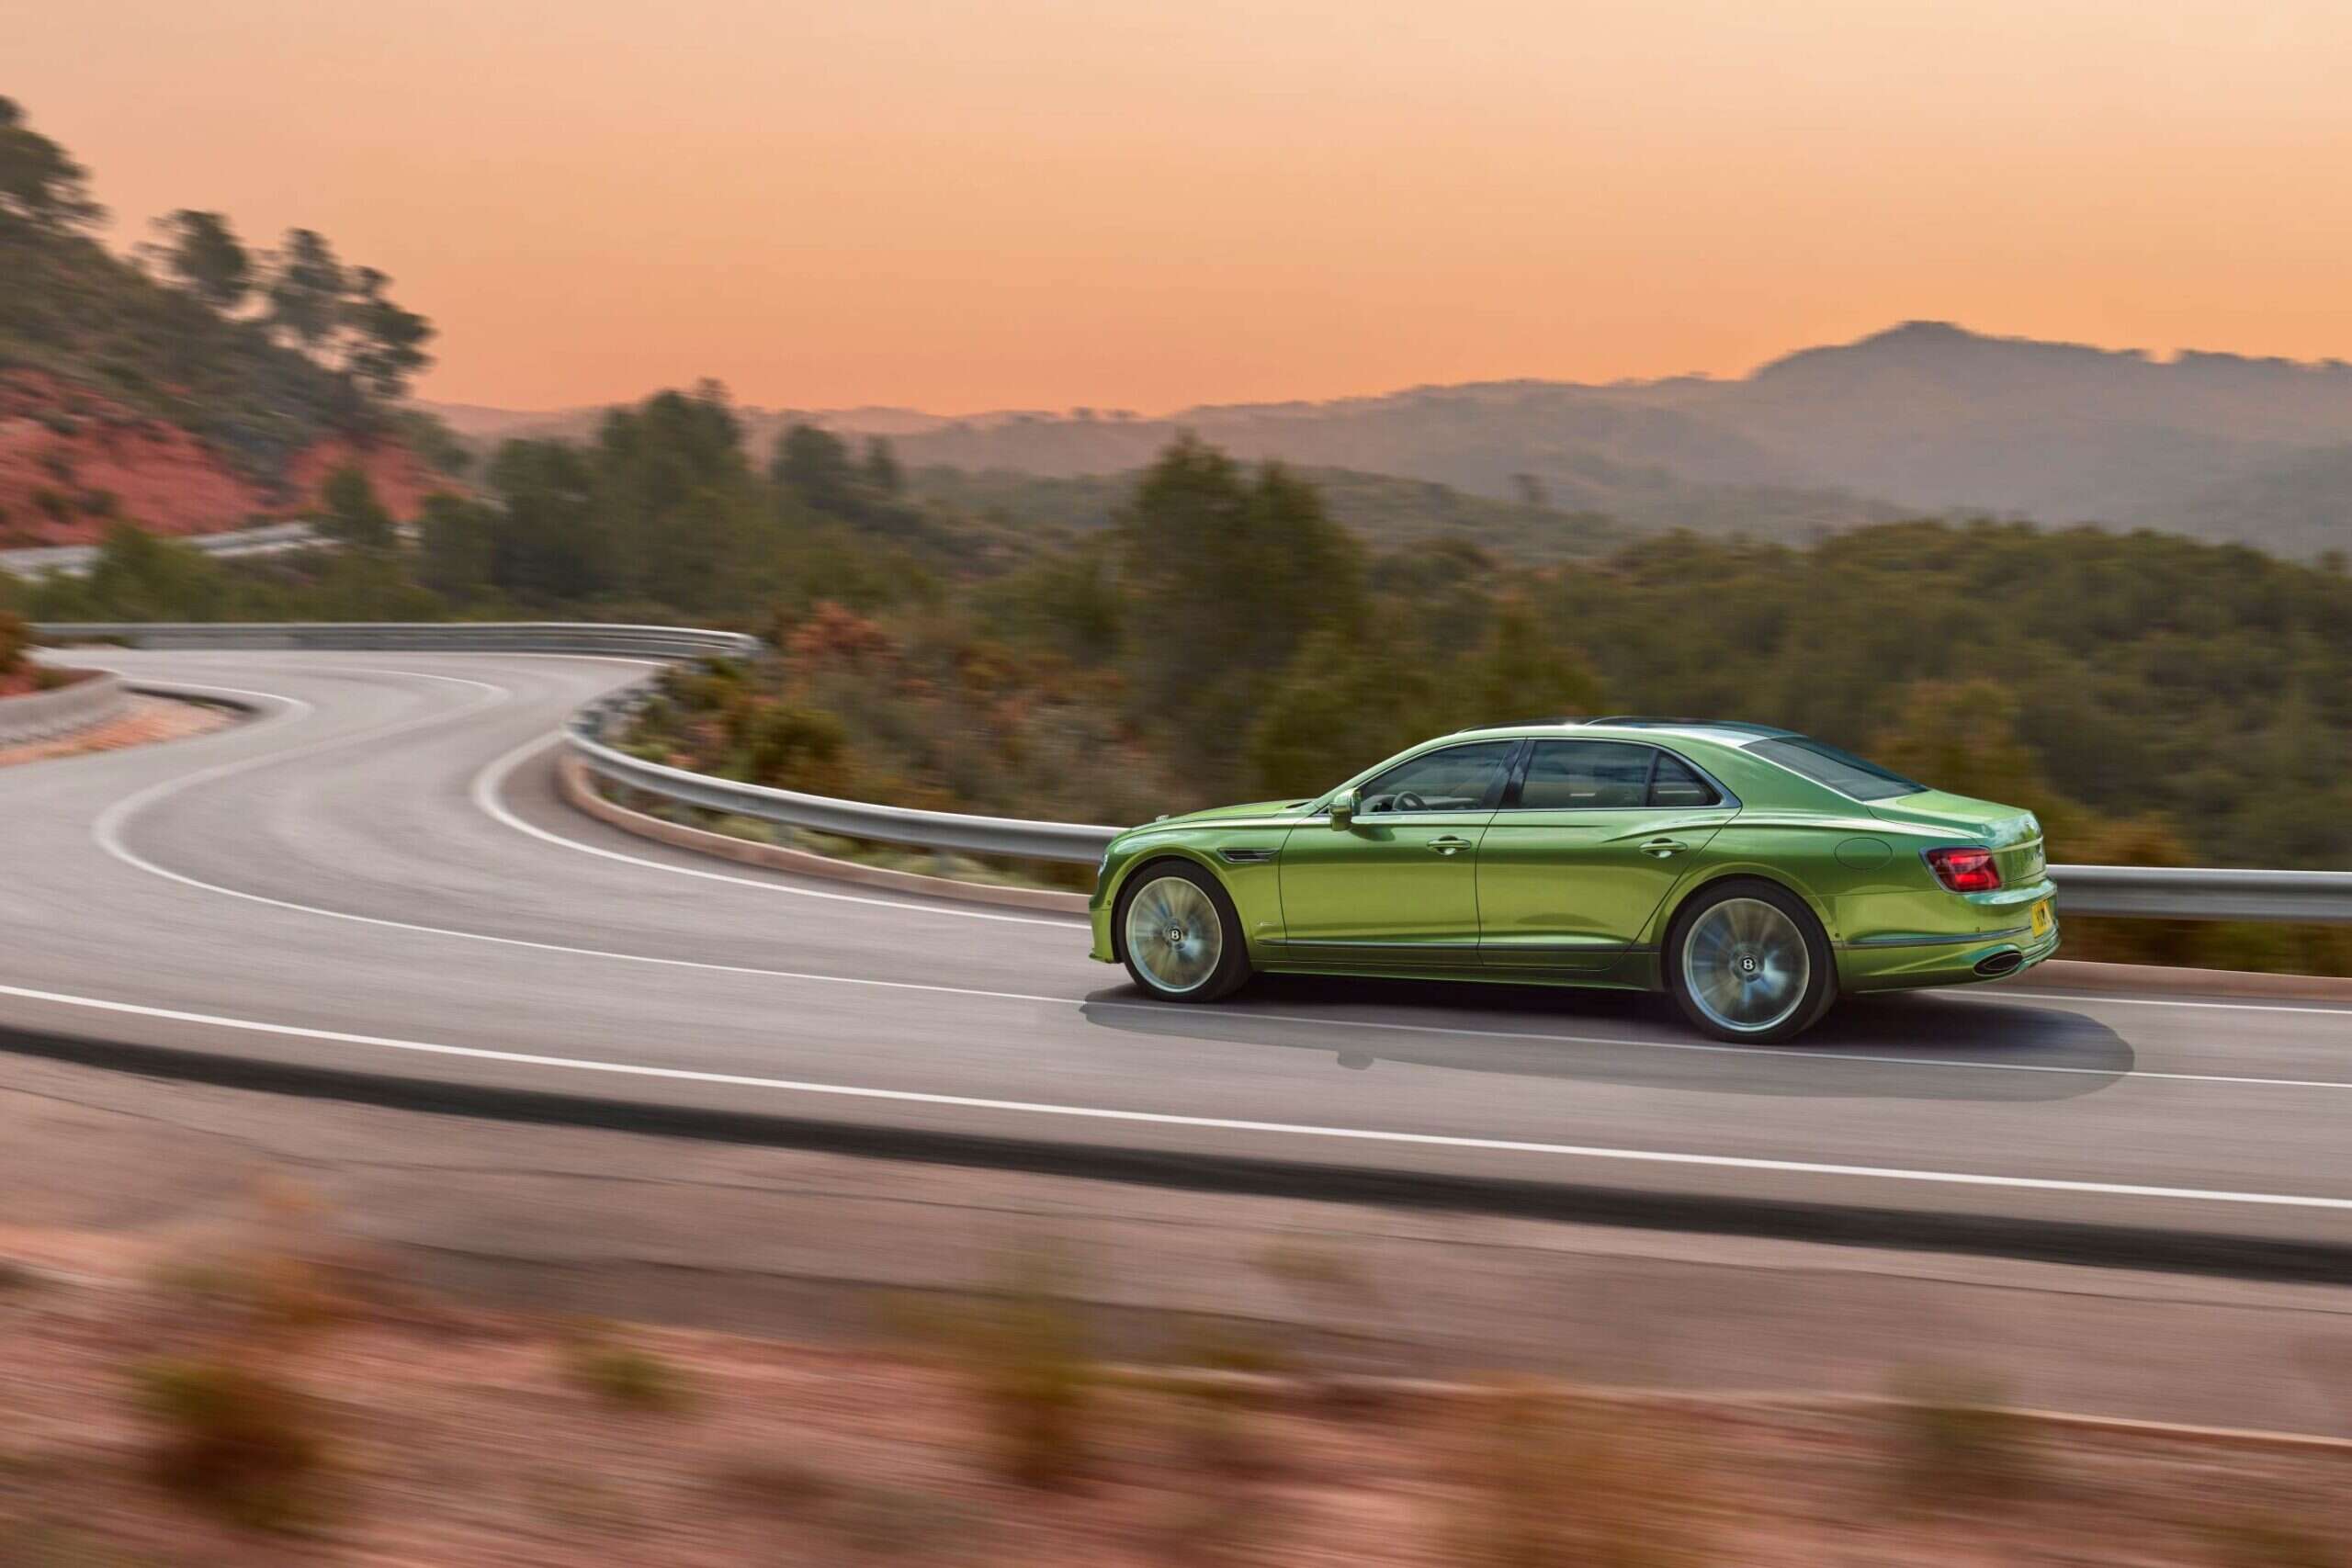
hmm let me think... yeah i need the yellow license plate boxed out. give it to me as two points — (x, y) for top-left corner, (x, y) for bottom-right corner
(2030, 900), (2052, 938)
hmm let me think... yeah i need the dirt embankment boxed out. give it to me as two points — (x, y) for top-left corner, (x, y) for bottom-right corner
(0, 370), (450, 547)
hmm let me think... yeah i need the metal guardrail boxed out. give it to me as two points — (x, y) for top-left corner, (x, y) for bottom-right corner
(2040, 865), (2352, 924)
(35, 621), (762, 661)
(1, 522), (322, 580)
(567, 689), (1120, 863)
(28, 620), (2352, 913)
(0, 670), (127, 746)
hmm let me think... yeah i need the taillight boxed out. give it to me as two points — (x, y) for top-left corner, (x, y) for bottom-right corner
(1925, 846), (2002, 893)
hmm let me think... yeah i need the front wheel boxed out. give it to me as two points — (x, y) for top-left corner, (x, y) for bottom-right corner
(1666, 880), (1837, 1043)
(1116, 863), (1251, 1002)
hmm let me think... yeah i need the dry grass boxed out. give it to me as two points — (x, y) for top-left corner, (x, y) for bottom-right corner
(128, 1354), (332, 1532)
(1883, 1367), (2041, 1507)
(1442, 1383), (1712, 1568)
(559, 1325), (695, 1413)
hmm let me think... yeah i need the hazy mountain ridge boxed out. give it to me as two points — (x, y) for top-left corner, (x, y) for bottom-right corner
(423, 321), (2352, 553)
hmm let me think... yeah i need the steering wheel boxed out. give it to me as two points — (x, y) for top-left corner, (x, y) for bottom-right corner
(1391, 791), (1430, 812)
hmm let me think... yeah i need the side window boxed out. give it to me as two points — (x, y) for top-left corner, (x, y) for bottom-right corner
(1649, 750), (1722, 807)
(1517, 741), (1653, 808)
(1356, 741), (1515, 814)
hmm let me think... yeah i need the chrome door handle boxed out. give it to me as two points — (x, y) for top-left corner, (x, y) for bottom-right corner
(1641, 838), (1690, 858)
(1427, 835), (1475, 855)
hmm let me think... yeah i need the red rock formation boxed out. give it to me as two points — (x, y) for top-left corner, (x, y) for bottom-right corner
(0, 371), (452, 547)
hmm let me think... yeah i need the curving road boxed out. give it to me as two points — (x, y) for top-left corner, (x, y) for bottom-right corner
(4, 651), (2349, 1271)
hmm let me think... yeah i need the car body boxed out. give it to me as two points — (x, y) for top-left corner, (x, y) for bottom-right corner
(1088, 718), (2058, 1041)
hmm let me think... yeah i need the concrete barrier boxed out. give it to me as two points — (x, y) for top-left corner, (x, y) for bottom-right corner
(0, 670), (126, 747)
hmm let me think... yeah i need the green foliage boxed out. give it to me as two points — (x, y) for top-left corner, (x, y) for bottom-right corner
(0, 606), (26, 675)
(1119, 439), (1366, 773)
(317, 464), (396, 549)
(772, 422), (865, 515)
(415, 491), (499, 599)
(0, 96), (101, 234)
(915, 461), (1634, 563)
(339, 265), (434, 397)
(263, 228), (345, 351)
(152, 209), (251, 312)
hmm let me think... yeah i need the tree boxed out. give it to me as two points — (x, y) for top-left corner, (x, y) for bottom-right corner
(266, 229), (347, 351)
(863, 436), (904, 496)
(771, 423), (862, 517)
(341, 265), (435, 397)
(1456, 602), (1602, 723)
(416, 492), (497, 599)
(485, 439), (605, 602)
(0, 97), (102, 233)
(317, 464), (397, 550)
(153, 210), (252, 312)
(1118, 438), (1366, 767)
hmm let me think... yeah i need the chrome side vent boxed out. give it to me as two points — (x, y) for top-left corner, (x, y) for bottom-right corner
(1217, 847), (1279, 863)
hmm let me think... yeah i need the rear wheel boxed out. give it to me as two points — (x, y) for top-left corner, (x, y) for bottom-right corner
(1667, 880), (1837, 1042)
(1116, 863), (1251, 1002)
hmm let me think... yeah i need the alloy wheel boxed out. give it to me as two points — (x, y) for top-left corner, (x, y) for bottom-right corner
(1124, 875), (1224, 995)
(1681, 897), (1812, 1034)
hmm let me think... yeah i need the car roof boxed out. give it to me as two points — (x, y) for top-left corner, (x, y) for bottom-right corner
(1446, 716), (1800, 746)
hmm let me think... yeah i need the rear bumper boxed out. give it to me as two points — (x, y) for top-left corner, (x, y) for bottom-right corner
(1837, 919), (2060, 993)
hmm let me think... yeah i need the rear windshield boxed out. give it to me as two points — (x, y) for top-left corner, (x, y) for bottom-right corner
(1746, 737), (1926, 801)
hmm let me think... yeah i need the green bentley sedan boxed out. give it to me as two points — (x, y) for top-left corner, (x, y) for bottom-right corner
(1088, 719), (2057, 1041)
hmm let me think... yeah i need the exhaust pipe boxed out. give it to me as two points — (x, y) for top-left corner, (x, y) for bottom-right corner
(1973, 950), (2025, 978)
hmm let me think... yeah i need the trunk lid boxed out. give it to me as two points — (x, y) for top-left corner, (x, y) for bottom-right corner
(1871, 790), (2047, 886)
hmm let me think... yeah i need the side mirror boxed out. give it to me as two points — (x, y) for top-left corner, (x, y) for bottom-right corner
(1328, 787), (1356, 828)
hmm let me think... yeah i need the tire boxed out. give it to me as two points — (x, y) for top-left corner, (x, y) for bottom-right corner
(1665, 878), (1838, 1043)
(1115, 861), (1252, 1003)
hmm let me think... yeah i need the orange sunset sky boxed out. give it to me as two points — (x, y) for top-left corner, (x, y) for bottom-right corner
(17, 0), (2352, 412)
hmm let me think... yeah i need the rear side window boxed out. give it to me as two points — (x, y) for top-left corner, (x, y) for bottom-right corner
(1516, 741), (1722, 809)
(1649, 752), (1722, 807)
(1747, 736), (1924, 801)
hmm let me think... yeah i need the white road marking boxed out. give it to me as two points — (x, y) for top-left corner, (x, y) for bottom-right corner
(1, 977), (2347, 1213)
(1974, 989), (2352, 1021)
(56, 658), (2352, 1099)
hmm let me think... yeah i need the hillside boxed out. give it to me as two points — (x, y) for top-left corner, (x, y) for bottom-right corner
(429, 321), (2352, 555)
(0, 98), (449, 547)
(908, 464), (1635, 561)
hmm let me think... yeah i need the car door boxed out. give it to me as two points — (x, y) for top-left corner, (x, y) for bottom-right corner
(1274, 739), (1517, 970)
(1478, 739), (1736, 971)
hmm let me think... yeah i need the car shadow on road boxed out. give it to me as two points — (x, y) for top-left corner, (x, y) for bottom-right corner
(1078, 975), (2134, 1101)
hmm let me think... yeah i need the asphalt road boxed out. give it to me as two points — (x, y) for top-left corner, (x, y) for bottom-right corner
(4, 651), (2348, 1269)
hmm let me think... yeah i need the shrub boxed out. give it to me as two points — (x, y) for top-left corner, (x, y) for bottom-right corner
(0, 610), (26, 675)
(560, 1328), (693, 1413)
(1442, 1386), (1707, 1568)
(921, 1247), (1097, 1488)
(130, 1355), (330, 1530)
(1883, 1367), (2039, 1506)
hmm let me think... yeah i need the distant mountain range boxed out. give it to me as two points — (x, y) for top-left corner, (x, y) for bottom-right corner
(424, 322), (2352, 556)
